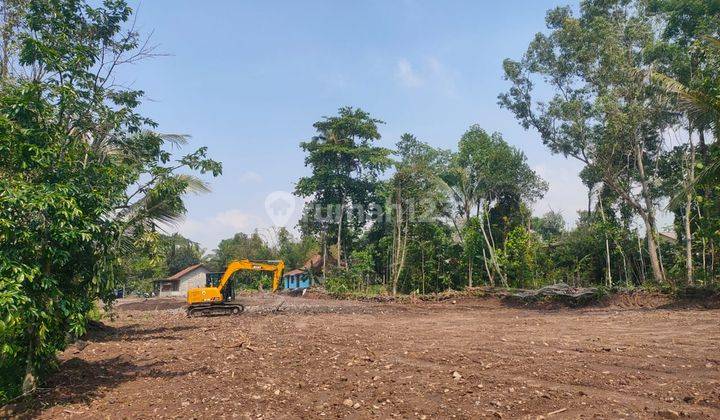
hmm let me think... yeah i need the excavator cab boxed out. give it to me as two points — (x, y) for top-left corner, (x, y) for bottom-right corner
(205, 272), (235, 301)
(186, 259), (284, 317)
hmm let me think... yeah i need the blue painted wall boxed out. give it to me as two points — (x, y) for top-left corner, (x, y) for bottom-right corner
(283, 273), (311, 289)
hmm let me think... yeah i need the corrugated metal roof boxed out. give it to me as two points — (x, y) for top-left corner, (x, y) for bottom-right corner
(659, 231), (677, 242)
(166, 264), (206, 281)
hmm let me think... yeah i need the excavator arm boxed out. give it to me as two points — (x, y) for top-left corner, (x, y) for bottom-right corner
(216, 259), (286, 294)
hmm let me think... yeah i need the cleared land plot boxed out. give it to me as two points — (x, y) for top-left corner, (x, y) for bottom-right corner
(4, 294), (720, 418)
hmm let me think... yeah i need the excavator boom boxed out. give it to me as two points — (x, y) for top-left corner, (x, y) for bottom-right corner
(216, 259), (285, 293)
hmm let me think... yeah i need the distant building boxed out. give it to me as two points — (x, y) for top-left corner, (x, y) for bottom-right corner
(281, 254), (342, 290)
(301, 253), (343, 273)
(658, 231), (678, 244)
(154, 264), (210, 297)
(283, 268), (311, 289)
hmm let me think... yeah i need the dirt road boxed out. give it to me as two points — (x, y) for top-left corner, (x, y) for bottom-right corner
(4, 294), (720, 418)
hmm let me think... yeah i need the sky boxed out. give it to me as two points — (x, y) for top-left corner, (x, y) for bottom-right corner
(121, 0), (592, 252)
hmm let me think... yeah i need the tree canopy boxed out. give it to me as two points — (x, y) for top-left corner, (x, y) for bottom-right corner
(0, 0), (220, 399)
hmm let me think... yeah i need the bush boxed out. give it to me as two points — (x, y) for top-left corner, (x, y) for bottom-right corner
(0, 358), (23, 405)
(500, 226), (541, 288)
(324, 270), (355, 295)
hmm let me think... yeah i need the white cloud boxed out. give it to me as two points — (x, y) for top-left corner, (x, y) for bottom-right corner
(213, 209), (259, 231)
(238, 170), (263, 183)
(395, 56), (457, 96)
(171, 209), (263, 252)
(167, 192), (306, 252)
(396, 58), (424, 88)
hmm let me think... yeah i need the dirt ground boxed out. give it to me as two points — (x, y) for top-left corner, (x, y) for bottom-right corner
(4, 293), (720, 419)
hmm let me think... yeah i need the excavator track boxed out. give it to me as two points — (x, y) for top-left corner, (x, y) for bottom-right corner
(186, 303), (245, 317)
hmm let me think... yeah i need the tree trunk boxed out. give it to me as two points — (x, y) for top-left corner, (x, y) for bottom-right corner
(392, 198), (400, 296)
(711, 240), (715, 275)
(480, 204), (507, 287)
(336, 200), (344, 269)
(22, 327), (37, 394)
(634, 143), (666, 284)
(684, 132), (695, 285)
(637, 231), (646, 284)
(421, 247), (426, 294)
(467, 258), (473, 288)
(598, 198), (613, 287)
(482, 247), (494, 286)
(621, 250), (629, 287)
(643, 216), (665, 284)
(322, 230), (327, 281)
(391, 192), (408, 296)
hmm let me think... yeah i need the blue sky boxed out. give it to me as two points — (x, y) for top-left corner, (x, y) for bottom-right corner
(123, 0), (590, 251)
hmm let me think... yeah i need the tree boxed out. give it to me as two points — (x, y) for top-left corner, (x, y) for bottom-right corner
(500, 0), (672, 284)
(532, 211), (565, 241)
(500, 226), (540, 288)
(0, 0), (27, 79)
(0, 0), (220, 398)
(209, 231), (275, 269)
(649, 0), (720, 140)
(164, 234), (203, 275)
(275, 227), (318, 270)
(442, 126), (546, 287)
(295, 107), (392, 268)
(386, 133), (449, 295)
(649, 1), (720, 283)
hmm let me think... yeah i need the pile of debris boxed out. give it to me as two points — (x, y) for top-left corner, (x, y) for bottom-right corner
(509, 283), (599, 306)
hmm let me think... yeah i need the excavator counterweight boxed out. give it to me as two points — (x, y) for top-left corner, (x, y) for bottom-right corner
(186, 259), (284, 317)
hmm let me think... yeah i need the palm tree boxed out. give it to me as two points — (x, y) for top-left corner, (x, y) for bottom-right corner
(654, 36), (720, 191)
(109, 133), (212, 257)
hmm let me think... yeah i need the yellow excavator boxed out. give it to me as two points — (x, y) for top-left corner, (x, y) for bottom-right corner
(186, 259), (285, 317)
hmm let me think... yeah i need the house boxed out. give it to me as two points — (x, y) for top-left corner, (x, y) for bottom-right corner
(658, 231), (678, 244)
(154, 264), (210, 297)
(283, 268), (311, 289)
(301, 253), (344, 274)
(281, 254), (341, 290)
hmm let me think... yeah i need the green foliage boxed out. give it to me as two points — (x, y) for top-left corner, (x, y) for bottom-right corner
(247, 274), (272, 291)
(294, 1), (720, 294)
(324, 269), (354, 295)
(2, 0), (719, 404)
(499, 226), (540, 288)
(323, 250), (375, 295)
(164, 234), (203, 275)
(295, 106), (393, 264)
(112, 233), (204, 294)
(500, 0), (680, 284)
(205, 228), (318, 290)
(0, 0), (220, 401)
(276, 227), (319, 270)
(210, 231), (275, 270)
(532, 211), (566, 241)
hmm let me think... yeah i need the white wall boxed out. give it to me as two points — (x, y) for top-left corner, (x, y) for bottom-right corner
(178, 267), (210, 295)
(157, 267), (210, 297)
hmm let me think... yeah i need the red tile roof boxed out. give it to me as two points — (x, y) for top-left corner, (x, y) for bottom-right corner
(166, 264), (205, 281)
